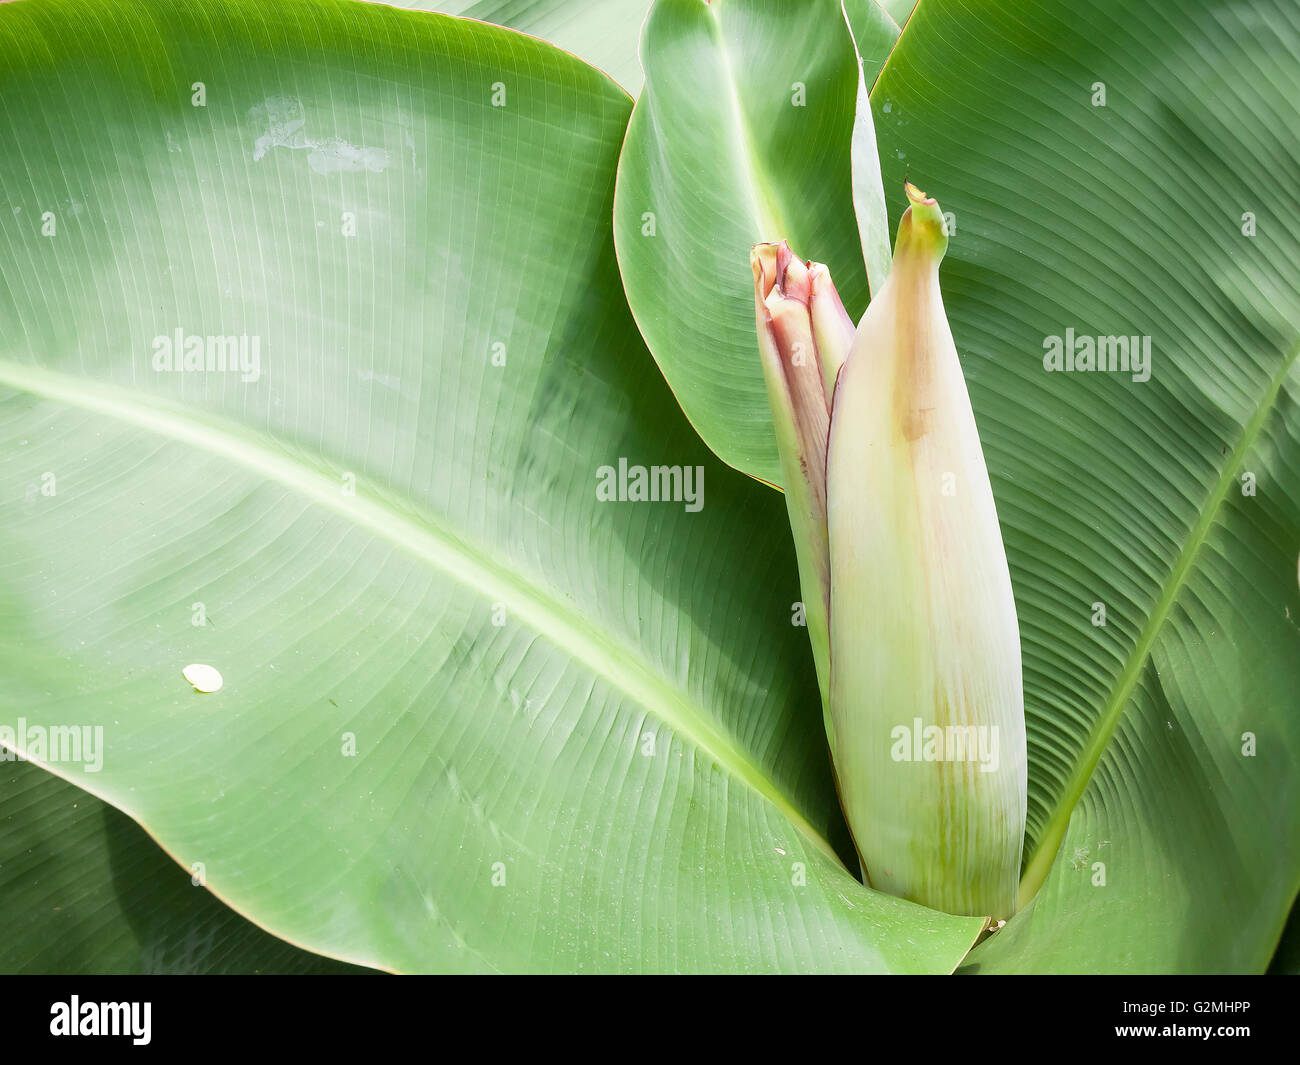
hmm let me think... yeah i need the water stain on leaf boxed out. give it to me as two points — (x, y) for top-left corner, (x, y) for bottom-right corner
(248, 96), (389, 174)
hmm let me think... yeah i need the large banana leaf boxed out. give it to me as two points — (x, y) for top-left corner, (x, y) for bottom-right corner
(1, 761), (371, 973)
(614, 0), (1300, 972)
(406, 0), (653, 96)
(879, 0), (914, 26)
(1268, 899), (1300, 974)
(0, 0), (983, 973)
(613, 0), (899, 486)
(874, 0), (1300, 975)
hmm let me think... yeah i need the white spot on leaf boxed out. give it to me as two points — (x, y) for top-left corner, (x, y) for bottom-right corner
(183, 663), (224, 693)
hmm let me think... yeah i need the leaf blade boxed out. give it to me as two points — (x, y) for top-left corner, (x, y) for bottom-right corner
(0, 0), (981, 974)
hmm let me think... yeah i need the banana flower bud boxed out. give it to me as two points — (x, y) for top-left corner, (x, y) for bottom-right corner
(827, 183), (1026, 921)
(752, 241), (856, 724)
(754, 185), (1027, 922)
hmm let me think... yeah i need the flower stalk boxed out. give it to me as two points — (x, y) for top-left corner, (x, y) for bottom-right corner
(751, 241), (855, 724)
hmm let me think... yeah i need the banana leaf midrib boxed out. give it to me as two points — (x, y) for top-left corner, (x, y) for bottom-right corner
(704, 0), (794, 245)
(0, 356), (844, 868)
(1018, 334), (1300, 904)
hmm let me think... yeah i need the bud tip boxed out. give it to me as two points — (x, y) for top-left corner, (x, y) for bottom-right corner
(897, 182), (947, 262)
(904, 181), (936, 207)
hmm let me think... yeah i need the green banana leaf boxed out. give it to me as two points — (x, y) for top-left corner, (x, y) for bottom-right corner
(0, 0), (983, 973)
(1, 760), (372, 973)
(617, 0), (1299, 972)
(1267, 898), (1300, 975)
(886, 0), (1300, 974)
(613, 0), (899, 486)
(403, 0), (652, 96)
(878, 0), (914, 27)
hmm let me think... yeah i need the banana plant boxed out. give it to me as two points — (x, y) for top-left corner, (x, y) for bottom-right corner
(1, 0), (1297, 976)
